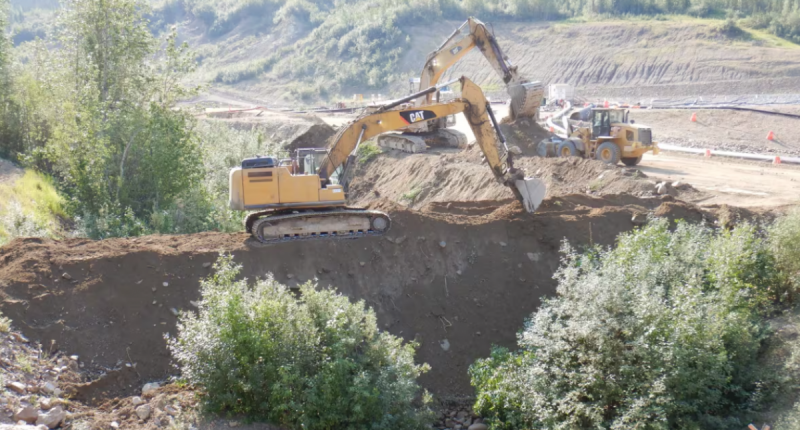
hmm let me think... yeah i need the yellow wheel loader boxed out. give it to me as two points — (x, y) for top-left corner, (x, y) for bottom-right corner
(376, 17), (545, 153)
(229, 77), (547, 244)
(539, 107), (658, 166)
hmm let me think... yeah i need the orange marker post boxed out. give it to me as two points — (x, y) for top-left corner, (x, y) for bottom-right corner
(690, 112), (697, 122)
(704, 149), (711, 158)
(767, 131), (775, 141)
(774, 156), (782, 165)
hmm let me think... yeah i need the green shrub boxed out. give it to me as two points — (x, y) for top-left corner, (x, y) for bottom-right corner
(169, 254), (433, 430)
(357, 141), (382, 164)
(769, 207), (800, 300)
(471, 219), (785, 429)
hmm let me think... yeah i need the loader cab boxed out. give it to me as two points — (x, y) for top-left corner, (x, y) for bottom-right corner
(591, 109), (627, 138)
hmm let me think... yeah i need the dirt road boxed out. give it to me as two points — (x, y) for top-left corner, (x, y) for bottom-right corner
(640, 152), (800, 207)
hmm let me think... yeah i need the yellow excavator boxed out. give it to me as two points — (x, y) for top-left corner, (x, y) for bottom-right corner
(377, 17), (545, 153)
(229, 77), (547, 243)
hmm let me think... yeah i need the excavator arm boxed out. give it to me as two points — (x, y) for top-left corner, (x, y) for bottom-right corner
(318, 77), (546, 213)
(418, 17), (543, 120)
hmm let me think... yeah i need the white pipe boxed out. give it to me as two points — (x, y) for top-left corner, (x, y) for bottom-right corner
(658, 143), (800, 164)
(544, 101), (572, 137)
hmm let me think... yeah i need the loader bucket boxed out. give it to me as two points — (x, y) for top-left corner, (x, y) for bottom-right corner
(514, 177), (547, 213)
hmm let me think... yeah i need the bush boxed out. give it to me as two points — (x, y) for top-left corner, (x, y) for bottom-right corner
(471, 219), (787, 429)
(357, 141), (382, 164)
(169, 254), (433, 430)
(769, 207), (800, 301)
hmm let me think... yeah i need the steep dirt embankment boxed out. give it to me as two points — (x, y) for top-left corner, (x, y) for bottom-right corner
(192, 17), (800, 102)
(415, 20), (800, 100)
(0, 196), (707, 402)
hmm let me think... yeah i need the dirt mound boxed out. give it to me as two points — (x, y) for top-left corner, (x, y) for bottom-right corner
(0, 196), (708, 401)
(205, 111), (336, 152)
(348, 149), (658, 210)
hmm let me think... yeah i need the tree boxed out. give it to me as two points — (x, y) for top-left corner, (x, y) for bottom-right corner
(39, 0), (201, 225)
(0, 0), (19, 157)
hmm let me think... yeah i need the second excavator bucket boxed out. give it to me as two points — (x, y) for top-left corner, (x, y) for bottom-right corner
(508, 81), (545, 119)
(513, 177), (547, 213)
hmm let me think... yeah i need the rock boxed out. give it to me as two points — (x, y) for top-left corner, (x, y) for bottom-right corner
(11, 333), (28, 343)
(7, 382), (26, 394)
(36, 406), (65, 429)
(39, 398), (52, 411)
(499, 242), (507, 247)
(110, 422), (119, 429)
(61, 273), (71, 280)
(164, 405), (179, 415)
(52, 389), (62, 397)
(456, 411), (470, 422)
(190, 301), (201, 308)
(131, 396), (144, 406)
(394, 236), (407, 244)
(445, 419), (456, 428)
(631, 213), (648, 226)
(527, 252), (541, 262)
(439, 241), (447, 248)
(69, 355), (78, 361)
(468, 424), (488, 430)
(439, 339), (450, 351)
(14, 406), (37, 423)
(41, 382), (57, 394)
(454, 425), (463, 430)
(135, 404), (151, 420)
(359, 262), (365, 267)
(286, 274), (294, 279)
(170, 308), (179, 316)
(202, 262), (212, 268)
(142, 382), (160, 396)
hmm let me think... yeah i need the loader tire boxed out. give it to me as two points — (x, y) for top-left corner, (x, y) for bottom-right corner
(621, 156), (643, 166)
(596, 142), (621, 165)
(557, 140), (579, 158)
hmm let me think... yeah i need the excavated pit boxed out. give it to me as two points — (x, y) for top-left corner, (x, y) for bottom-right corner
(0, 195), (708, 403)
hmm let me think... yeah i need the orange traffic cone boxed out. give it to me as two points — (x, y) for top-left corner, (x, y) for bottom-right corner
(604, 100), (610, 108)
(549, 126), (554, 133)
(704, 149), (711, 158)
(690, 113), (697, 122)
(767, 131), (775, 141)
(774, 156), (782, 165)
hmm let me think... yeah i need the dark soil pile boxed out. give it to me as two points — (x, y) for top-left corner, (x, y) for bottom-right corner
(0, 196), (711, 404)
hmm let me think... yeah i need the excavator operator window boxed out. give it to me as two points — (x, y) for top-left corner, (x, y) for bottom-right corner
(608, 110), (624, 124)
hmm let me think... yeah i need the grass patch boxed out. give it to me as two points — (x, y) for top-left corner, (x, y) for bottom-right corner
(357, 141), (382, 164)
(401, 185), (422, 202)
(0, 169), (67, 244)
(740, 26), (800, 48)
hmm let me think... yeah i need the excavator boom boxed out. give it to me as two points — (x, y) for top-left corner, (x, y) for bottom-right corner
(418, 17), (543, 120)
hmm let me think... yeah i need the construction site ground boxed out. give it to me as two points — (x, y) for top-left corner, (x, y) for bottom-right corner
(0, 105), (797, 428)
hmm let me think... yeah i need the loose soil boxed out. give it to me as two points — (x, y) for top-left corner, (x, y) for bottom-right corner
(0, 194), (723, 405)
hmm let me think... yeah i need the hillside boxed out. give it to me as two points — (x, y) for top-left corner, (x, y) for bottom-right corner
(183, 17), (800, 104)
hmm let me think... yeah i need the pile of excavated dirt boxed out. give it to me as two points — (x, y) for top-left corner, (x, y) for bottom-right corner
(0, 196), (714, 405)
(204, 111), (337, 152)
(348, 149), (663, 210)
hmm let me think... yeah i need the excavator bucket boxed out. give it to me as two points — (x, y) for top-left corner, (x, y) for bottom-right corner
(513, 177), (547, 213)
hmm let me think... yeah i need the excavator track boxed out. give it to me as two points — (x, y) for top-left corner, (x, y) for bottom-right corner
(245, 208), (391, 244)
